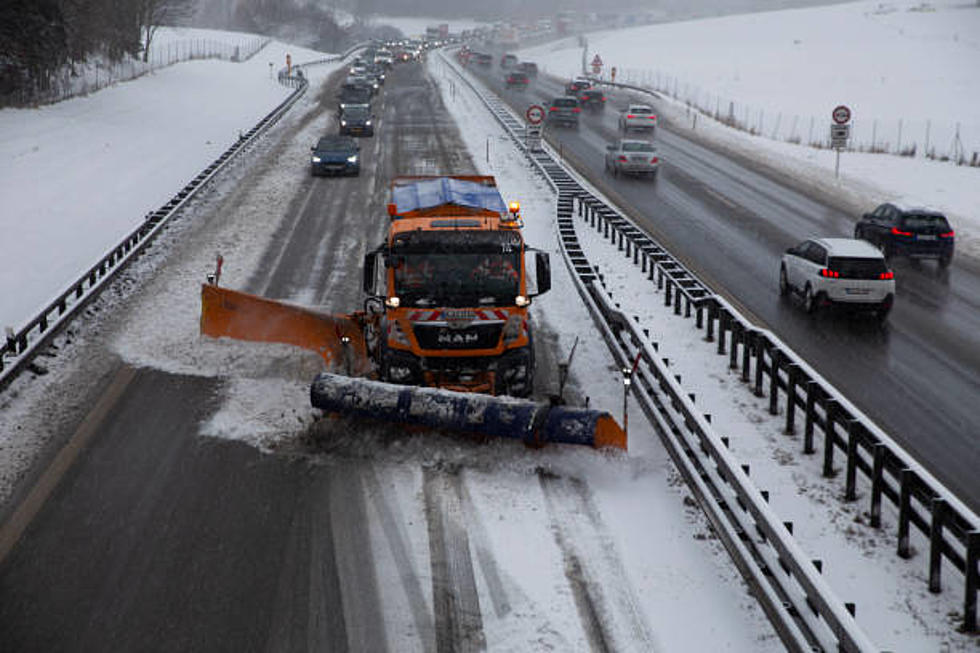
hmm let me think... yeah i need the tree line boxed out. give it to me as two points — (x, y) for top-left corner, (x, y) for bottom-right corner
(0, 0), (193, 104)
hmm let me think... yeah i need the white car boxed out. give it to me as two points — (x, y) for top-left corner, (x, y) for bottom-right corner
(780, 238), (895, 320)
(619, 104), (658, 133)
(605, 139), (660, 178)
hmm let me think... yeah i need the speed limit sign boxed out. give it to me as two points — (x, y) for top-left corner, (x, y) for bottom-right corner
(526, 104), (545, 125)
(832, 105), (851, 125)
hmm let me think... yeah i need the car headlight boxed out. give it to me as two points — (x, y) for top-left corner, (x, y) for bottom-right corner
(311, 156), (321, 163)
(365, 120), (372, 126)
(340, 120), (347, 126)
(347, 155), (358, 163)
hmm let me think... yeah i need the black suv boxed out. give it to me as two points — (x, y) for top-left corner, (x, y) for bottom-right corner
(854, 203), (954, 267)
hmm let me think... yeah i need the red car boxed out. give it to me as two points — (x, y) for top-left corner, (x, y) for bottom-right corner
(505, 72), (530, 90)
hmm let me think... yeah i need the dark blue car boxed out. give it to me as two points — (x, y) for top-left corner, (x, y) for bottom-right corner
(310, 135), (360, 176)
(854, 202), (954, 267)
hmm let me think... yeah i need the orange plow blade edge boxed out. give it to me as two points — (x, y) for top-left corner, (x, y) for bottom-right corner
(200, 284), (372, 376)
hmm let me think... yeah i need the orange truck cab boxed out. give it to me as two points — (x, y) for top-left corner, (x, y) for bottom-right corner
(363, 176), (551, 396)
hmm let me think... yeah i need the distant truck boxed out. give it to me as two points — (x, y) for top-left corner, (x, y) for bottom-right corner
(362, 176), (551, 396)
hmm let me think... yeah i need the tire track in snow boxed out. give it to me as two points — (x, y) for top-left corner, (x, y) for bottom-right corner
(423, 466), (486, 652)
(538, 470), (659, 653)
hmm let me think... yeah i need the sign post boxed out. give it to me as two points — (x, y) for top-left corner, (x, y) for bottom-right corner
(831, 104), (852, 179)
(525, 105), (545, 151)
(591, 54), (603, 77)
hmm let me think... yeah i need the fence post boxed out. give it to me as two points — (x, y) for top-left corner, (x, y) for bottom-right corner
(741, 328), (751, 381)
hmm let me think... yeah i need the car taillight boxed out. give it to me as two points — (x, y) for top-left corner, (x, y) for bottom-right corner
(820, 268), (839, 278)
(549, 106), (558, 111)
(601, 96), (606, 101)
(572, 107), (581, 113)
(649, 115), (657, 120)
(940, 231), (955, 238)
(626, 114), (635, 119)
(879, 271), (894, 280)
(617, 156), (628, 162)
(891, 227), (913, 236)
(651, 157), (659, 164)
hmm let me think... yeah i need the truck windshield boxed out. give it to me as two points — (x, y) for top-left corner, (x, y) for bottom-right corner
(393, 252), (520, 307)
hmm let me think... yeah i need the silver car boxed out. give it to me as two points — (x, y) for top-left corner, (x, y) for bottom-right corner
(605, 139), (660, 178)
(619, 104), (658, 134)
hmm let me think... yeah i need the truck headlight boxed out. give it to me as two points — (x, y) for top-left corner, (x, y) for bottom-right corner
(341, 120), (347, 126)
(515, 295), (530, 307)
(311, 156), (321, 163)
(347, 155), (358, 163)
(365, 120), (372, 126)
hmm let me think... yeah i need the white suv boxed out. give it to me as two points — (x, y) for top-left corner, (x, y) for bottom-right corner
(780, 238), (895, 320)
(619, 104), (658, 133)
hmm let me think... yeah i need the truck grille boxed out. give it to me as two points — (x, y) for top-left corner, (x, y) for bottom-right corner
(413, 323), (502, 350)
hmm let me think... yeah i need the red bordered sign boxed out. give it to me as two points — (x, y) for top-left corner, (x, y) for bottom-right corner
(832, 105), (851, 125)
(526, 104), (545, 125)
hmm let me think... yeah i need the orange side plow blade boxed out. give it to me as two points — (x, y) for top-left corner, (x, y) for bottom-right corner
(200, 284), (372, 375)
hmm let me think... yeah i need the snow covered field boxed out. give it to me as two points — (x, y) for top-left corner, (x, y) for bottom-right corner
(519, 0), (980, 262)
(0, 31), (317, 331)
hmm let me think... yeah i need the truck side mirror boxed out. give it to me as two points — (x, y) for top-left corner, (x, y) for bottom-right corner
(534, 251), (551, 296)
(363, 250), (378, 295)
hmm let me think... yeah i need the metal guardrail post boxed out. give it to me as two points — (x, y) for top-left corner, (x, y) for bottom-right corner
(845, 420), (860, 501)
(966, 531), (979, 631)
(870, 444), (886, 528)
(929, 497), (948, 592)
(804, 382), (818, 454)
(717, 310), (727, 355)
(741, 328), (752, 382)
(769, 349), (781, 415)
(785, 364), (798, 435)
(753, 336), (765, 397)
(898, 469), (914, 558)
(823, 400), (838, 477)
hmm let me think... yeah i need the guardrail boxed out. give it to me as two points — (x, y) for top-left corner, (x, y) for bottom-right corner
(0, 45), (364, 393)
(439, 47), (980, 645)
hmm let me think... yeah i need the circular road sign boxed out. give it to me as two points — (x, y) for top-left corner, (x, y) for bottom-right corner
(526, 104), (545, 125)
(832, 105), (852, 125)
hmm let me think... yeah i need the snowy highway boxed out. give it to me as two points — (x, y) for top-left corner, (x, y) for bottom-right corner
(1, 15), (977, 652)
(0, 60), (783, 652)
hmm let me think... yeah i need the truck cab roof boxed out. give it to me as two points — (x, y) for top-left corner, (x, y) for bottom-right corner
(390, 177), (509, 218)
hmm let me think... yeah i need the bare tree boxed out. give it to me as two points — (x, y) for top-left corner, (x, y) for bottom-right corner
(136, 0), (196, 62)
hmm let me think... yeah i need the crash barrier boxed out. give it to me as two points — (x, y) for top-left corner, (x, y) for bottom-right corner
(0, 45), (365, 393)
(439, 47), (980, 645)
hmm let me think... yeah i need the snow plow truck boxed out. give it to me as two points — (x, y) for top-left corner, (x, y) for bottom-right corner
(200, 175), (626, 449)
